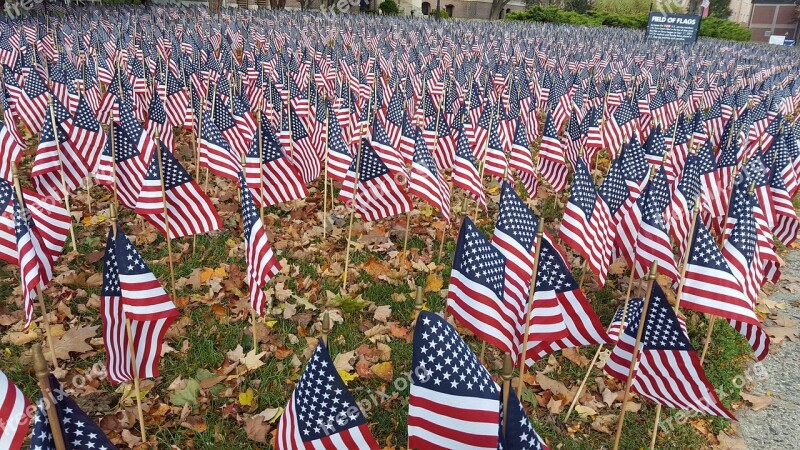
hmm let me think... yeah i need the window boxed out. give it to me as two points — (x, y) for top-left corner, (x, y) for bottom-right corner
(445, 4), (454, 16)
(421, 2), (430, 15)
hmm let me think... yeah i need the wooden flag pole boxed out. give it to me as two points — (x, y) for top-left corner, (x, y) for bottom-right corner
(517, 220), (545, 397)
(501, 353), (513, 438)
(565, 260), (639, 422)
(322, 99), (330, 238)
(154, 130), (177, 295)
(47, 94), (77, 253)
(257, 110), (265, 222)
(341, 125), (367, 294)
(400, 208), (411, 270)
(474, 99), (498, 219)
(108, 117), (120, 211)
(413, 286), (424, 323)
(649, 202), (700, 449)
(612, 261), (659, 450)
(11, 165), (59, 368)
(321, 311), (331, 346)
(192, 85), (203, 256)
(110, 207), (147, 442)
(32, 343), (67, 450)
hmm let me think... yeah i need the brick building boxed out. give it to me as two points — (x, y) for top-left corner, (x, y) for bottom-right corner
(729, 0), (799, 43)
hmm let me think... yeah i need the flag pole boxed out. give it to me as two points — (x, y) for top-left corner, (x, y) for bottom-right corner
(649, 201), (701, 449)
(321, 311), (331, 346)
(11, 165), (59, 368)
(612, 261), (659, 450)
(32, 343), (67, 450)
(47, 94), (78, 253)
(192, 85), (203, 256)
(341, 124), (367, 294)
(474, 98), (498, 218)
(154, 130), (177, 295)
(239, 153), (261, 350)
(110, 205), (147, 443)
(109, 116), (119, 211)
(501, 352), (513, 438)
(322, 99), (330, 239)
(565, 259), (638, 422)
(516, 220), (545, 397)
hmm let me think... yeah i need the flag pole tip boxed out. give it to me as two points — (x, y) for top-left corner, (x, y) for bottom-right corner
(32, 343), (49, 378)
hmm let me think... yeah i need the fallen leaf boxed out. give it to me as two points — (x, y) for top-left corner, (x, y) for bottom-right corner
(240, 349), (269, 372)
(371, 361), (394, 381)
(373, 305), (392, 323)
(425, 274), (443, 292)
(740, 391), (773, 411)
(239, 388), (255, 407)
(575, 404), (597, 419)
(170, 378), (200, 407)
(590, 414), (617, 434)
(244, 415), (272, 443)
(338, 370), (358, 385)
(536, 373), (573, 402)
(181, 416), (208, 433)
(333, 351), (355, 372)
(48, 325), (98, 361)
(562, 348), (590, 367)
(547, 397), (563, 414)
(602, 388), (618, 407)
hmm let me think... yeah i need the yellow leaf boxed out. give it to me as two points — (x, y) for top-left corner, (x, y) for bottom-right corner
(265, 320), (277, 327)
(213, 267), (227, 278)
(239, 388), (255, 406)
(338, 370), (358, 385)
(425, 274), (443, 293)
(370, 362), (394, 381)
(199, 267), (215, 283)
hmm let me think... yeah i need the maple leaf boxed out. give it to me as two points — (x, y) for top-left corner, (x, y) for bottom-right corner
(47, 325), (98, 361)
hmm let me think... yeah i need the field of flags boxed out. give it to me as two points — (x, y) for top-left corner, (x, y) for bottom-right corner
(0, 3), (799, 449)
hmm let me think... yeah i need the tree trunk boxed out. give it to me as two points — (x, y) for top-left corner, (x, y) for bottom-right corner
(490, 0), (506, 19)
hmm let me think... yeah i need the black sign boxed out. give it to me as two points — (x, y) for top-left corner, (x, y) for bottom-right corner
(646, 12), (701, 44)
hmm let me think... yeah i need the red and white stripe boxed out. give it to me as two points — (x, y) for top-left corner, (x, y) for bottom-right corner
(0, 370), (31, 450)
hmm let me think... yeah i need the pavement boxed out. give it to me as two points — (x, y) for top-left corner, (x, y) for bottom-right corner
(737, 249), (800, 450)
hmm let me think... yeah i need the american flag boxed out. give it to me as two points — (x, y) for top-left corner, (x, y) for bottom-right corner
(385, 88), (405, 148)
(16, 69), (49, 133)
(409, 128), (450, 221)
(602, 98), (639, 159)
(604, 282), (734, 419)
(199, 111), (241, 182)
(276, 341), (379, 450)
(452, 122), (486, 210)
(31, 97), (88, 201)
(408, 311), (499, 450)
(212, 92), (250, 160)
(245, 118), (307, 207)
(0, 118), (23, 182)
(499, 385), (549, 450)
(135, 144), (221, 238)
(325, 104), (354, 183)
(67, 94), (107, 174)
(632, 167), (679, 282)
(286, 106), (321, 185)
(164, 70), (189, 127)
(448, 217), (517, 357)
(96, 101), (156, 208)
(145, 89), (174, 155)
(642, 124), (667, 168)
(537, 110), (568, 192)
(337, 138), (411, 222)
(0, 369), (30, 450)
(31, 374), (117, 450)
(559, 158), (615, 287)
(371, 118), (408, 179)
(509, 119), (538, 189)
(770, 148), (800, 247)
(667, 152), (702, 259)
(682, 220), (769, 361)
(483, 111), (509, 181)
(237, 172), (281, 316)
(13, 189), (43, 328)
(524, 237), (610, 364)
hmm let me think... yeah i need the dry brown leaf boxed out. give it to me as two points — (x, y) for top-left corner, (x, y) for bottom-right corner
(562, 348), (590, 367)
(716, 431), (747, 450)
(590, 414), (617, 434)
(373, 305), (392, 323)
(623, 401), (641, 413)
(333, 350), (356, 372)
(764, 325), (798, 344)
(424, 274), (443, 292)
(575, 404), (597, 419)
(240, 349), (269, 372)
(740, 391), (773, 411)
(244, 415), (272, 443)
(536, 373), (573, 402)
(48, 325), (98, 361)
(547, 397), (563, 414)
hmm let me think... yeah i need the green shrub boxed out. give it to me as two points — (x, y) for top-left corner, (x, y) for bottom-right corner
(507, 6), (752, 42)
(593, 0), (652, 15)
(379, 0), (400, 15)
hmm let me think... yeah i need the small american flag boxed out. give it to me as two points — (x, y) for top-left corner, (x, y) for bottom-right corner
(0, 118), (23, 183)
(164, 70), (189, 127)
(13, 190), (43, 328)
(16, 69), (49, 133)
(213, 92), (250, 160)
(602, 98), (639, 159)
(632, 167), (679, 282)
(559, 158), (615, 287)
(67, 94), (108, 174)
(409, 311), (499, 450)
(135, 144), (222, 238)
(667, 152), (702, 259)
(276, 341), (379, 450)
(524, 237), (610, 364)
(337, 138), (412, 222)
(499, 385), (549, 450)
(31, 375), (117, 450)
(286, 106), (321, 185)
(145, 89), (174, 155)
(604, 282), (734, 419)
(0, 369), (31, 450)
(452, 122), (486, 210)
(537, 111), (568, 192)
(199, 111), (241, 182)
(409, 128), (450, 221)
(245, 118), (308, 207)
(237, 172), (281, 316)
(448, 217), (517, 357)
(682, 220), (769, 361)
(325, 104), (354, 183)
